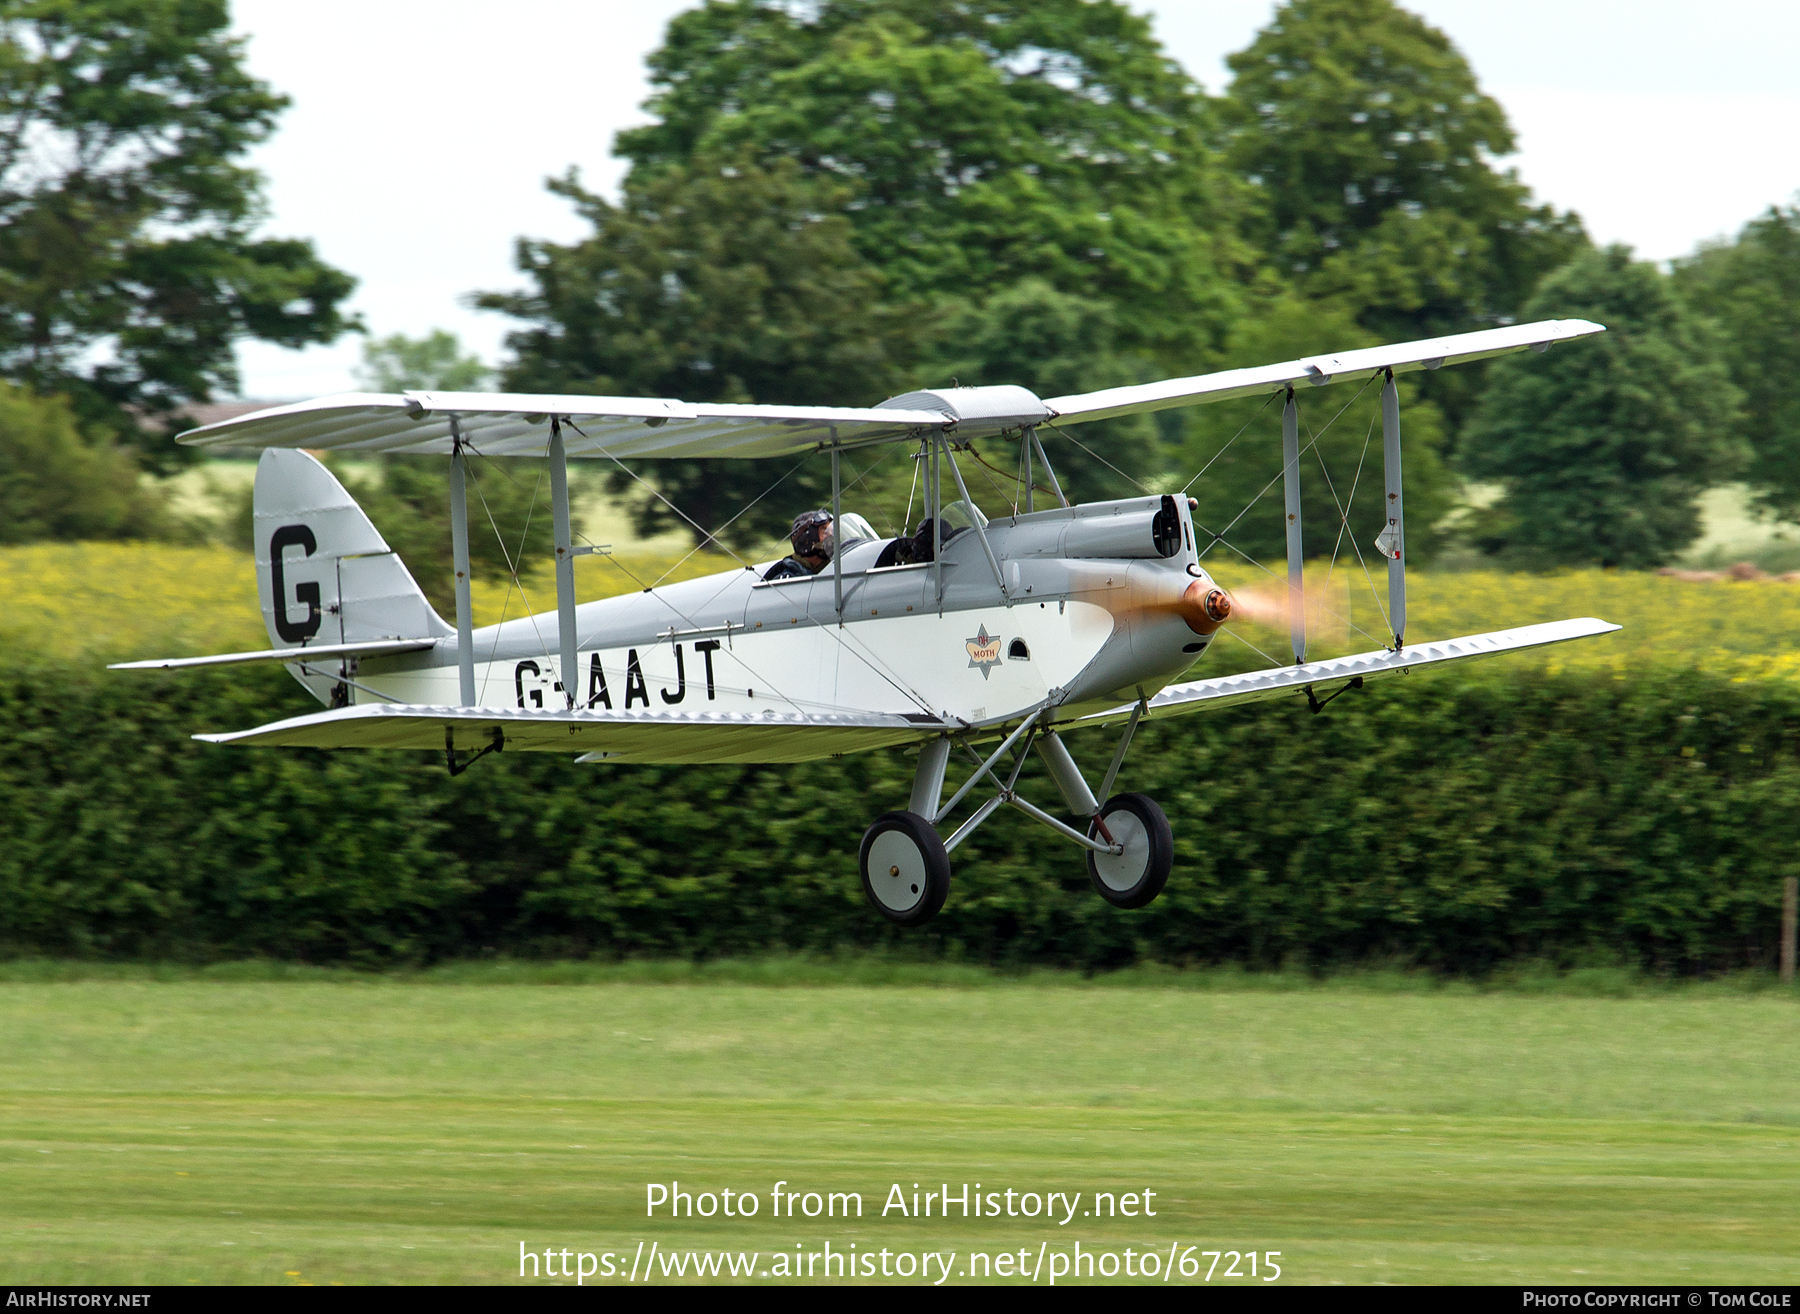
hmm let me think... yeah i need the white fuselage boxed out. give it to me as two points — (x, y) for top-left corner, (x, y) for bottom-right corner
(287, 495), (1221, 731)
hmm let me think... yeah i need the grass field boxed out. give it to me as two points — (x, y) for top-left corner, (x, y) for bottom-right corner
(4, 968), (1798, 1285)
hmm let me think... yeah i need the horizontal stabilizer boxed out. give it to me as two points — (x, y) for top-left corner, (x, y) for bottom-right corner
(109, 639), (436, 671)
(1072, 617), (1621, 728)
(194, 703), (941, 764)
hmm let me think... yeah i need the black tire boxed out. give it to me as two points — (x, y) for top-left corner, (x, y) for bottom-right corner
(1086, 793), (1173, 909)
(859, 810), (952, 927)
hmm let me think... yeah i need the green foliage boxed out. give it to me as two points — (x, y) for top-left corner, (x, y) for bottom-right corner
(354, 329), (493, 393)
(1221, 0), (1587, 431)
(485, 0), (1252, 540)
(1673, 200), (1800, 519)
(481, 155), (913, 546)
(6, 657), (1796, 973)
(0, 0), (357, 471)
(0, 382), (167, 541)
(1174, 293), (1456, 563)
(618, 0), (1242, 367)
(1468, 246), (1745, 568)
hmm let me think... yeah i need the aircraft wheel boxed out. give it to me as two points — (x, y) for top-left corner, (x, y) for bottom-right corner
(1087, 793), (1173, 910)
(859, 811), (951, 927)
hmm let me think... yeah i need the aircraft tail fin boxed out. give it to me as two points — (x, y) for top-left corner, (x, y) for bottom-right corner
(253, 449), (452, 661)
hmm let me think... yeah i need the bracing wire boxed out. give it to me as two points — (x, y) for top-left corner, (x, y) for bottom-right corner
(963, 441), (1018, 509)
(1193, 372), (1388, 654)
(562, 420), (753, 571)
(554, 424), (936, 719)
(1180, 390), (1280, 494)
(1042, 419), (1154, 494)
(1195, 373), (1378, 560)
(1214, 622), (1286, 670)
(967, 441), (1057, 505)
(648, 453), (810, 587)
(1313, 406), (1391, 640)
(835, 441), (902, 531)
(461, 454), (560, 701)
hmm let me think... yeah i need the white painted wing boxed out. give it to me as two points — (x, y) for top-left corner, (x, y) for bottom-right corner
(1071, 617), (1621, 729)
(109, 639), (436, 671)
(1046, 319), (1606, 426)
(176, 322), (1605, 459)
(177, 390), (948, 460)
(194, 703), (944, 764)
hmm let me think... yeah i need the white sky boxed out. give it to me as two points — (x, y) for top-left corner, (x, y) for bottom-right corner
(229, 0), (1800, 399)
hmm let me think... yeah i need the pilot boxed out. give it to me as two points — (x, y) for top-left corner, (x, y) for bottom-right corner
(872, 516), (955, 569)
(763, 509), (836, 581)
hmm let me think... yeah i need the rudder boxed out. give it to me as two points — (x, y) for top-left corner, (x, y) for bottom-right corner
(254, 450), (450, 681)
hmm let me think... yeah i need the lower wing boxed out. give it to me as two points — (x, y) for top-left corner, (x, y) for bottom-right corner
(195, 703), (943, 764)
(1070, 617), (1620, 730)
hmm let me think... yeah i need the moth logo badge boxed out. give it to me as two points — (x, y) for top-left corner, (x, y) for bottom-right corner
(965, 624), (1002, 679)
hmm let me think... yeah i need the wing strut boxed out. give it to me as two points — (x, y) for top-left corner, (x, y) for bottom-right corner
(1379, 370), (1407, 650)
(448, 418), (477, 706)
(1022, 426), (1035, 514)
(1030, 427), (1068, 507)
(831, 433), (843, 622)
(942, 434), (1010, 602)
(548, 417), (579, 708)
(930, 431), (943, 609)
(1281, 388), (1305, 663)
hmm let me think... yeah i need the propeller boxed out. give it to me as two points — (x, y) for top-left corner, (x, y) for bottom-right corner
(1218, 578), (1353, 642)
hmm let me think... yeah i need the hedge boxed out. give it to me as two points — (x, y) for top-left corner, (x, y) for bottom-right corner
(1, 660), (1794, 971)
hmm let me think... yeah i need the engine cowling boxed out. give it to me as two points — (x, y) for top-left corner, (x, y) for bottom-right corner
(1061, 494), (1184, 560)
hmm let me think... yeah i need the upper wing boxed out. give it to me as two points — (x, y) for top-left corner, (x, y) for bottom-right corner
(176, 322), (1604, 460)
(1045, 319), (1605, 426)
(195, 702), (944, 764)
(1070, 617), (1621, 730)
(177, 391), (948, 461)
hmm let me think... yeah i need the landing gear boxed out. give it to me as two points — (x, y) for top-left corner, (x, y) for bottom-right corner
(1086, 792), (1173, 909)
(860, 705), (1170, 926)
(859, 811), (952, 926)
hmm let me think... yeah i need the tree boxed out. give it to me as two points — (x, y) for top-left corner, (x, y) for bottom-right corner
(1466, 246), (1744, 569)
(1672, 200), (1800, 519)
(0, 382), (166, 541)
(480, 155), (917, 546)
(356, 330), (493, 393)
(1172, 292), (1456, 566)
(1220, 0), (1587, 433)
(485, 1), (1253, 540)
(615, 0), (1243, 369)
(0, 1), (357, 471)
(931, 278), (1160, 510)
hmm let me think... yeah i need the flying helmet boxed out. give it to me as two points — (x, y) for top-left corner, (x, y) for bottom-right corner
(789, 509), (835, 562)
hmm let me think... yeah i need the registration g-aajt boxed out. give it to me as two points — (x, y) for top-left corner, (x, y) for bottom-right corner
(117, 321), (1619, 926)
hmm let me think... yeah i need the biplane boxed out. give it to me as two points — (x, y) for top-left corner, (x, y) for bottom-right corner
(114, 320), (1619, 925)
